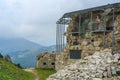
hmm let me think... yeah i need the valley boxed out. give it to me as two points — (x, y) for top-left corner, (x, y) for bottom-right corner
(0, 38), (56, 68)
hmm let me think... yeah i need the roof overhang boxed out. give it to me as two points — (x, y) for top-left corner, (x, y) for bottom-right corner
(57, 2), (120, 24)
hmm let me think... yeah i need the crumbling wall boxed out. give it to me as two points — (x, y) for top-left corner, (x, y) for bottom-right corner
(48, 50), (120, 80)
(55, 49), (69, 70)
(36, 51), (56, 69)
(55, 10), (120, 70)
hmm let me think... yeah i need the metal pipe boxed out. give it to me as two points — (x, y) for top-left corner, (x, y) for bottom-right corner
(58, 24), (60, 52)
(78, 14), (81, 45)
(57, 24), (59, 52)
(60, 23), (62, 52)
(61, 23), (63, 51)
(112, 8), (115, 54)
(63, 18), (65, 50)
(62, 23), (64, 51)
(56, 23), (58, 52)
(90, 12), (93, 31)
(57, 24), (58, 52)
(90, 12), (93, 44)
(103, 10), (106, 48)
(60, 24), (62, 52)
(59, 24), (61, 52)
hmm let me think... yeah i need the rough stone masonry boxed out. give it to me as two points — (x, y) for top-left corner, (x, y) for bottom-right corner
(36, 51), (56, 69)
(47, 49), (120, 80)
(55, 5), (120, 71)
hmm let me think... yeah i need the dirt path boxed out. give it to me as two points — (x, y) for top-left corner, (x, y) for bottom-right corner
(24, 68), (39, 80)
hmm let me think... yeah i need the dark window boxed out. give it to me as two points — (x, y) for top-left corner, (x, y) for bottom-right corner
(73, 41), (79, 45)
(43, 62), (46, 65)
(51, 63), (55, 65)
(70, 50), (81, 59)
(106, 27), (113, 31)
(72, 33), (78, 36)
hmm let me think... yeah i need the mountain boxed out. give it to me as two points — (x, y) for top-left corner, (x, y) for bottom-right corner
(0, 38), (56, 68)
(11, 45), (56, 68)
(0, 38), (43, 54)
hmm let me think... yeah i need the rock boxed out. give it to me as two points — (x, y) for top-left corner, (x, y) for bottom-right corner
(81, 40), (88, 46)
(97, 69), (104, 74)
(114, 31), (119, 35)
(103, 49), (112, 52)
(94, 41), (101, 47)
(106, 57), (113, 64)
(107, 67), (112, 77)
(95, 73), (103, 78)
(4, 54), (12, 62)
(103, 72), (108, 78)
(111, 66), (116, 75)
(116, 70), (120, 75)
(114, 54), (120, 62)
(88, 44), (95, 51)
(93, 78), (102, 80)
(95, 47), (101, 51)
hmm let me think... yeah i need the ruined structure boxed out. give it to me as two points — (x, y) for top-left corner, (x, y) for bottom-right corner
(47, 50), (120, 80)
(55, 3), (120, 70)
(36, 51), (56, 69)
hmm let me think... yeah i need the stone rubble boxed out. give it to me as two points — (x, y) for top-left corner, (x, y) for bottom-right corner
(47, 50), (120, 80)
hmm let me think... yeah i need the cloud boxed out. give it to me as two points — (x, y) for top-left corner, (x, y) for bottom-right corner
(0, 0), (120, 46)
(18, 54), (25, 58)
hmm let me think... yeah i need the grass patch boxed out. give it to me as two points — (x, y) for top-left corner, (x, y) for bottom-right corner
(36, 68), (56, 80)
(0, 58), (34, 80)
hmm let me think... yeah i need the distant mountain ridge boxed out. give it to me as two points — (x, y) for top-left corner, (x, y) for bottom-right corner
(0, 38), (56, 68)
(0, 38), (43, 53)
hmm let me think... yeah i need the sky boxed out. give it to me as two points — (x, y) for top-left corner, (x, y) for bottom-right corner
(0, 0), (120, 46)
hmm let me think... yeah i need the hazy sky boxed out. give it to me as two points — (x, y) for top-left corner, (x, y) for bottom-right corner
(0, 0), (120, 46)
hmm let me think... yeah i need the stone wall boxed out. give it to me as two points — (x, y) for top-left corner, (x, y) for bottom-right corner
(55, 9), (120, 70)
(55, 49), (69, 70)
(36, 51), (56, 69)
(114, 15), (120, 53)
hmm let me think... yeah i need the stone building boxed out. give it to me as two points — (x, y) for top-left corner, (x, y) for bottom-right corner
(55, 3), (120, 70)
(36, 51), (56, 69)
